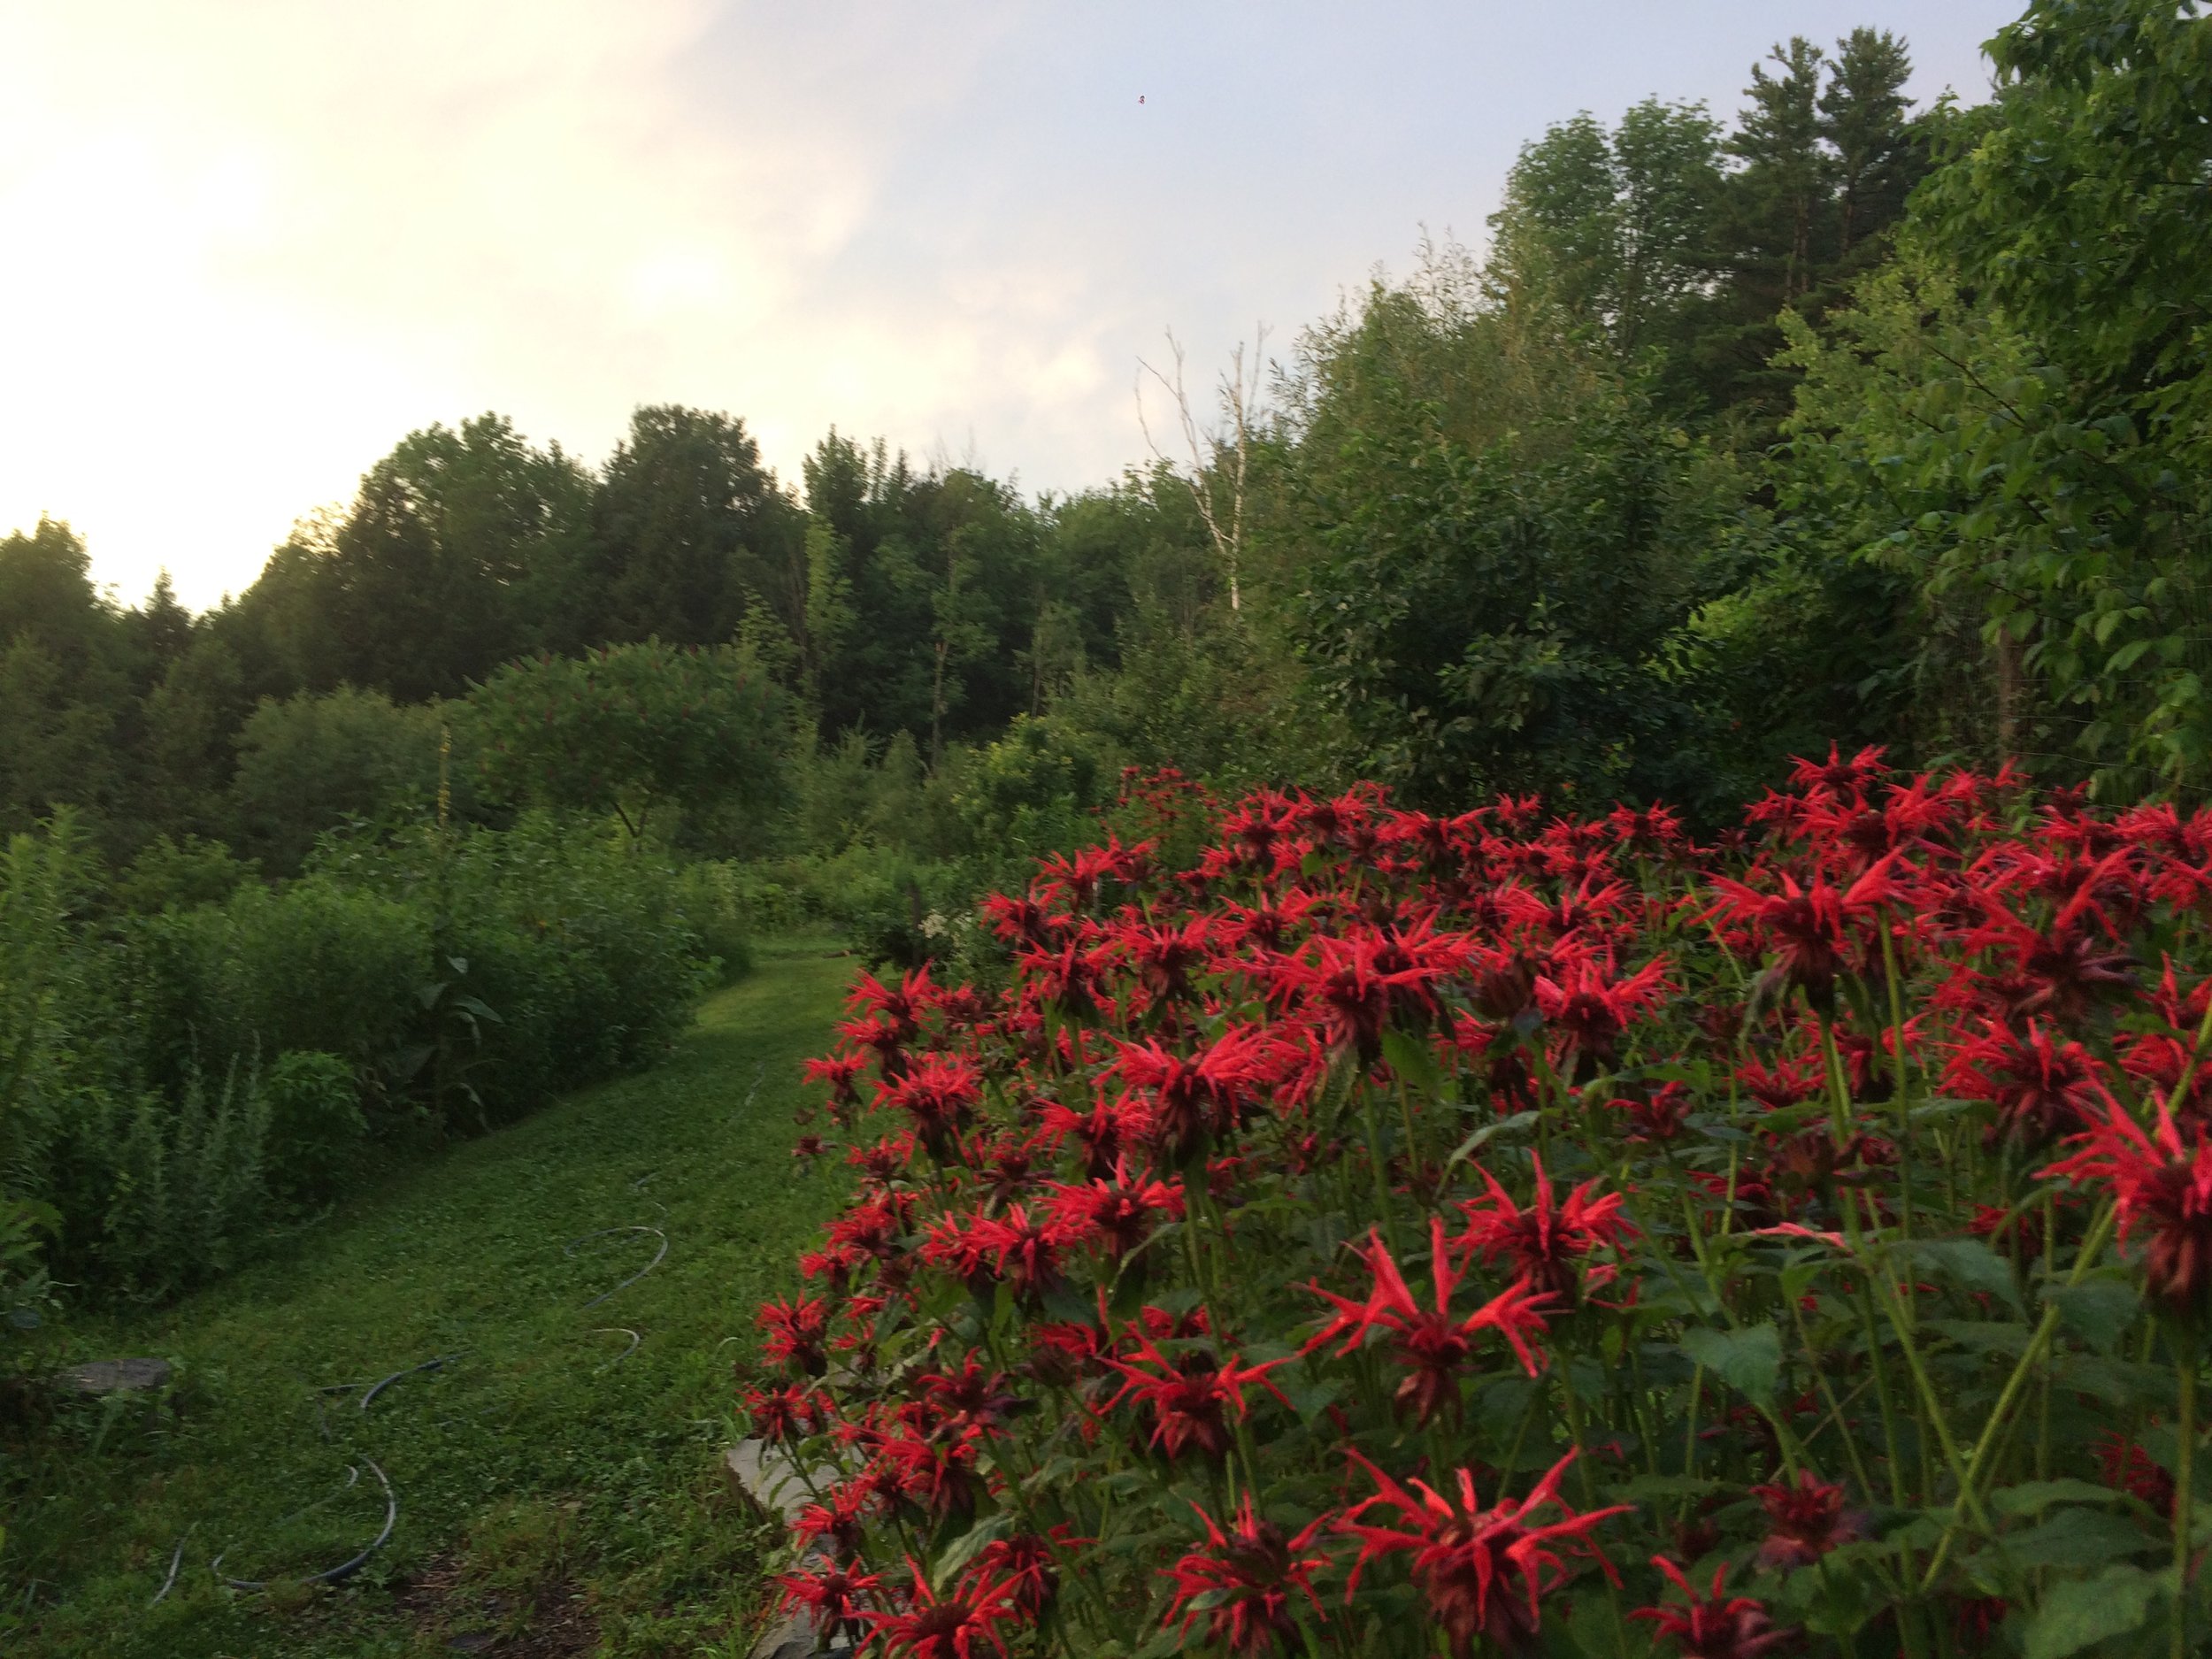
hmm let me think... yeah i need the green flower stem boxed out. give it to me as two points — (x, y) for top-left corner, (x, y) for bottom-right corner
(1356, 1085), (1403, 1257)
(2174, 1347), (2195, 1659)
(1873, 1265), (1987, 1532)
(1681, 1365), (1705, 1490)
(1880, 921), (1916, 1241)
(1791, 1294), (1880, 1501)
(1916, 1199), (2119, 1593)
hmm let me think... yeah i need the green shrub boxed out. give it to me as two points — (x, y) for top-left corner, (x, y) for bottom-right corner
(124, 878), (427, 1105)
(330, 814), (710, 1124)
(108, 834), (257, 915)
(9, 810), (712, 1303)
(227, 687), (451, 873)
(672, 863), (755, 985)
(261, 1049), (365, 1209)
(40, 1065), (270, 1298)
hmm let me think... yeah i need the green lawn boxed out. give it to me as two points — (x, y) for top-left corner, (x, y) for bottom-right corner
(2, 938), (853, 1658)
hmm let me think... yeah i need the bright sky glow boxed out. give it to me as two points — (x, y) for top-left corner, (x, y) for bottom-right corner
(0, 1), (2019, 610)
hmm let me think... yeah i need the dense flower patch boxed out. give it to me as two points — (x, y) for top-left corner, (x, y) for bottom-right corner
(749, 757), (2212, 1657)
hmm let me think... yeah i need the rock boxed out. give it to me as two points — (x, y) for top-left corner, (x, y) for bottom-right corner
(726, 1439), (853, 1657)
(723, 1438), (818, 1523)
(55, 1357), (172, 1394)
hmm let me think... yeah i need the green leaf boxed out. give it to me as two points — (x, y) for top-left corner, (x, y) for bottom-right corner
(2045, 1278), (2141, 1357)
(2050, 1354), (2173, 1410)
(1279, 1375), (1344, 1427)
(1992, 1479), (2126, 1517)
(1678, 1323), (1780, 1408)
(1923, 1318), (2032, 1356)
(1901, 1239), (2022, 1313)
(929, 1512), (1010, 1590)
(1441, 1112), (1539, 1176)
(1041, 1283), (1094, 1327)
(2023, 1563), (2163, 1659)
(1998, 1506), (2157, 1571)
(1797, 1556), (1876, 1637)
(1608, 1473), (1722, 1503)
(1565, 1586), (1630, 1658)
(1380, 1030), (1444, 1097)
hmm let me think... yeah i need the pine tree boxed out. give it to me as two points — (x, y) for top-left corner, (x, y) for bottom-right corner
(1819, 28), (1918, 262)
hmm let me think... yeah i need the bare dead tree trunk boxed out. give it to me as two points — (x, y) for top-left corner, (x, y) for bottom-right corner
(1136, 326), (1269, 615)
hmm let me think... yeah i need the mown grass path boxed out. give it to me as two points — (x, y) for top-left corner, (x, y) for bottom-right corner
(4, 939), (852, 1658)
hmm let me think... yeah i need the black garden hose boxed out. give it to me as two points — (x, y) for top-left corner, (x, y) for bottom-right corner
(211, 1461), (396, 1592)
(164, 1209), (672, 1602)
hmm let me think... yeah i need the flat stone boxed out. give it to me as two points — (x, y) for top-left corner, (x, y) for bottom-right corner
(56, 1358), (172, 1394)
(724, 1438), (820, 1523)
(726, 1439), (852, 1657)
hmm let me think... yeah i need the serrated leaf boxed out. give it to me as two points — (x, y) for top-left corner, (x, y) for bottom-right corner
(2045, 1278), (2141, 1356)
(1993, 1479), (2126, 1517)
(2024, 1563), (2162, 1659)
(1997, 1506), (2157, 1570)
(1901, 1239), (2023, 1313)
(1679, 1322), (1781, 1407)
(1380, 1030), (1444, 1097)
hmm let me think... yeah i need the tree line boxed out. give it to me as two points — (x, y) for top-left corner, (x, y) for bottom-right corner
(4, 0), (2206, 872)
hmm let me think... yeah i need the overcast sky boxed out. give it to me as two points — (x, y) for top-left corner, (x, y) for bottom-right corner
(0, 1), (2022, 610)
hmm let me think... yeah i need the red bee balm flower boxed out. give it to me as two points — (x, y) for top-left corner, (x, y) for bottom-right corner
(864, 1560), (1023, 1659)
(2095, 1431), (2177, 1516)
(880, 1055), (983, 1159)
(1043, 1158), (1184, 1258)
(1456, 1155), (1633, 1307)
(1748, 1470), (1864, 1569)
(1116, 1026), (1282, 1165)
(977, 1527), (1084, 1617)
(1632, 1556), (1793, 1658)
(757, 1295), (832, 1377)
(1704, 857), (1904, 1013)
(1106, 1336), (1290, 1463)
(1532, 955), (1671, 1066)
(776, 1561), (883, 1647)
(1945, 1019), (2113, 1147)
(1339, 1448), (1627, 1656)
(1306, 1217), (1554, 1425)
(2045, 1097), (2212, 1321)
(1164, 1494), (1333, 1655)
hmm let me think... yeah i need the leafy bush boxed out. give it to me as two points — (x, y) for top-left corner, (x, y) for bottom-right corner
(261, 1049), (365, 1209)
(124, 877), (428, 1102)
(328, 814), (710, 1123)
(0, 810), (713, 1305)
(227, 687), (450, 873)
(108, 833), (259, 915)
(672, 861), (757, 986)
(470, 641), (789, 844)
(40, 1065), (270, 1298)
(0, 816), (94, 1340)
(756, 758), (2212, 1657)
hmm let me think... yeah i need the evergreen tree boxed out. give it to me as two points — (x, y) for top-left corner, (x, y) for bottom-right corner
(1820, 27), (1920, 263)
